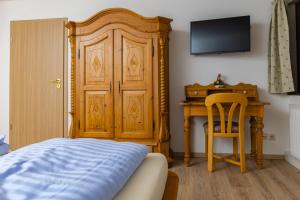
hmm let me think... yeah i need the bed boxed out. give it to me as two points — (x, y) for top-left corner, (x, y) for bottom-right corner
(114, 153), (168, 200)
(0, 138), (178, 200)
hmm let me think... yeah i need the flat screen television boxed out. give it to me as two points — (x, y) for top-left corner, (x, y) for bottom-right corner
(190, 16), (251, 55)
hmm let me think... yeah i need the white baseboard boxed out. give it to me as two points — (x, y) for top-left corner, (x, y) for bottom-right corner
(285, 151), (300, 170)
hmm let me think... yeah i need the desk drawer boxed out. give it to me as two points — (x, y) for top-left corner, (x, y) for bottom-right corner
(186, 89), (207, 97)
(233, 89), (257, 97)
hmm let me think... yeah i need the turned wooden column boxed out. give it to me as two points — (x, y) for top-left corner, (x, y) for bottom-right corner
(256, 117), (264, 169)
(250, 116), (257, 160)
(66, 22), (76, 138)
(184, 113), (191, 166)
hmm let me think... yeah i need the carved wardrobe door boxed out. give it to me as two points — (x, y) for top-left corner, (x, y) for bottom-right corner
(78, 30), (114, 138)
(114, 29), (153, 139)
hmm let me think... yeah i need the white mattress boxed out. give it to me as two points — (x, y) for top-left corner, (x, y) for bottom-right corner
(114, 153), (168, 200)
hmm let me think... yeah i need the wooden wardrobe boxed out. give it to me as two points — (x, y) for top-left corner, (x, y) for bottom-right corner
(66, 8), (172, 160)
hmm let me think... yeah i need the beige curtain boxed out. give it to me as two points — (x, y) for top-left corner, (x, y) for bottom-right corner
(269, 0), (295, 93)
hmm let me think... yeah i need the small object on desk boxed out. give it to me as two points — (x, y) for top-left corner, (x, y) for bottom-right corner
(213, 73), (225, 88)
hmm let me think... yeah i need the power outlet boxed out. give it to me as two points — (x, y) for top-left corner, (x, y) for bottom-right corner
(263, 134), (276, 141)
(263, 135), (269, 140)
(269, 134), (276, 141)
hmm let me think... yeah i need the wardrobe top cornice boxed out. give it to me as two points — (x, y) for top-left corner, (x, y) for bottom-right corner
(66, 8), (173, 35)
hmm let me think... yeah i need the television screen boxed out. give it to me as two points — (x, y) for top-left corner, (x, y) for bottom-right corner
(190, 16), (250, 55)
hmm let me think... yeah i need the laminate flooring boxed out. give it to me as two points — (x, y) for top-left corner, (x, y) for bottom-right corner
(170, 158), (300, 200)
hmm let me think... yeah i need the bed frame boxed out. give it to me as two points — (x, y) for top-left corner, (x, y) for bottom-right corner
(163, 171), (179, 200)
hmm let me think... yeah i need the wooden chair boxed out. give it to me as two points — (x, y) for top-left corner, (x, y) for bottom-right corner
(204, 93), (248, 173)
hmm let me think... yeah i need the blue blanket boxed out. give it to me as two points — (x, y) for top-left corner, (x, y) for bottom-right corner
(0, 143), (9, 155)
(0, 134), (5, 144)
(0, 138), (149, 200)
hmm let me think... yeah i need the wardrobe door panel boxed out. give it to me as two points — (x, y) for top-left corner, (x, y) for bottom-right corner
(78, 30), (114, 138)
(85, 91), (110, 131)
(123, 91), (147, 132)
(115, 29), (153, 139)
(122, 37), (146, 85)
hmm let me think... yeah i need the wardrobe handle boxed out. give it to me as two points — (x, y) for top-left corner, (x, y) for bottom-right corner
(118, 81), (121, 93)
(109, 81), (112, 94)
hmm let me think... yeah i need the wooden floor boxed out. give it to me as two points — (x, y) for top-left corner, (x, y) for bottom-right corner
(169, 158), (300, 200)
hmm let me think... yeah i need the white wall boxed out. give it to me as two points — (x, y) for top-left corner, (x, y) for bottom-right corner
(0, 0), (292, 154)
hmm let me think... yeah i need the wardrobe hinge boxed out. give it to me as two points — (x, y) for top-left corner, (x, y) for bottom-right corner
(9, 123), (12, 131)
(77, 49), (80, 59)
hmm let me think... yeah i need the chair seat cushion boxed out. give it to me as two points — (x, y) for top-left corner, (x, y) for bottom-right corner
(203, 121), (239, 133)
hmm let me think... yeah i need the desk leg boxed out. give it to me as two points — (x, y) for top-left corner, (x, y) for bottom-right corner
(250, 117), (257, 160)
(256, 117), (264, 169)
(184, 115), (191, 166)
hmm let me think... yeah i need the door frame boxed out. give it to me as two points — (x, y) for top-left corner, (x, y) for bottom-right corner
(9, 18), (69, 145)
(62, 18), (68, 137)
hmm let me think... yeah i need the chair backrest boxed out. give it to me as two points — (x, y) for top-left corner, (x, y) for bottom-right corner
(205, 93), (248, 134)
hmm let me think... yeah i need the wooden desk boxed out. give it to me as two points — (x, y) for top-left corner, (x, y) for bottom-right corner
(180, 83), (270, 169)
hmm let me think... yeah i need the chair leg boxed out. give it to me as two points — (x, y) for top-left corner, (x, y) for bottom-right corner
(233, 138), (238, 161)
(239, 133), (246, 173)
(205, 133), (208, 160)
(207, 133), (214, 172)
